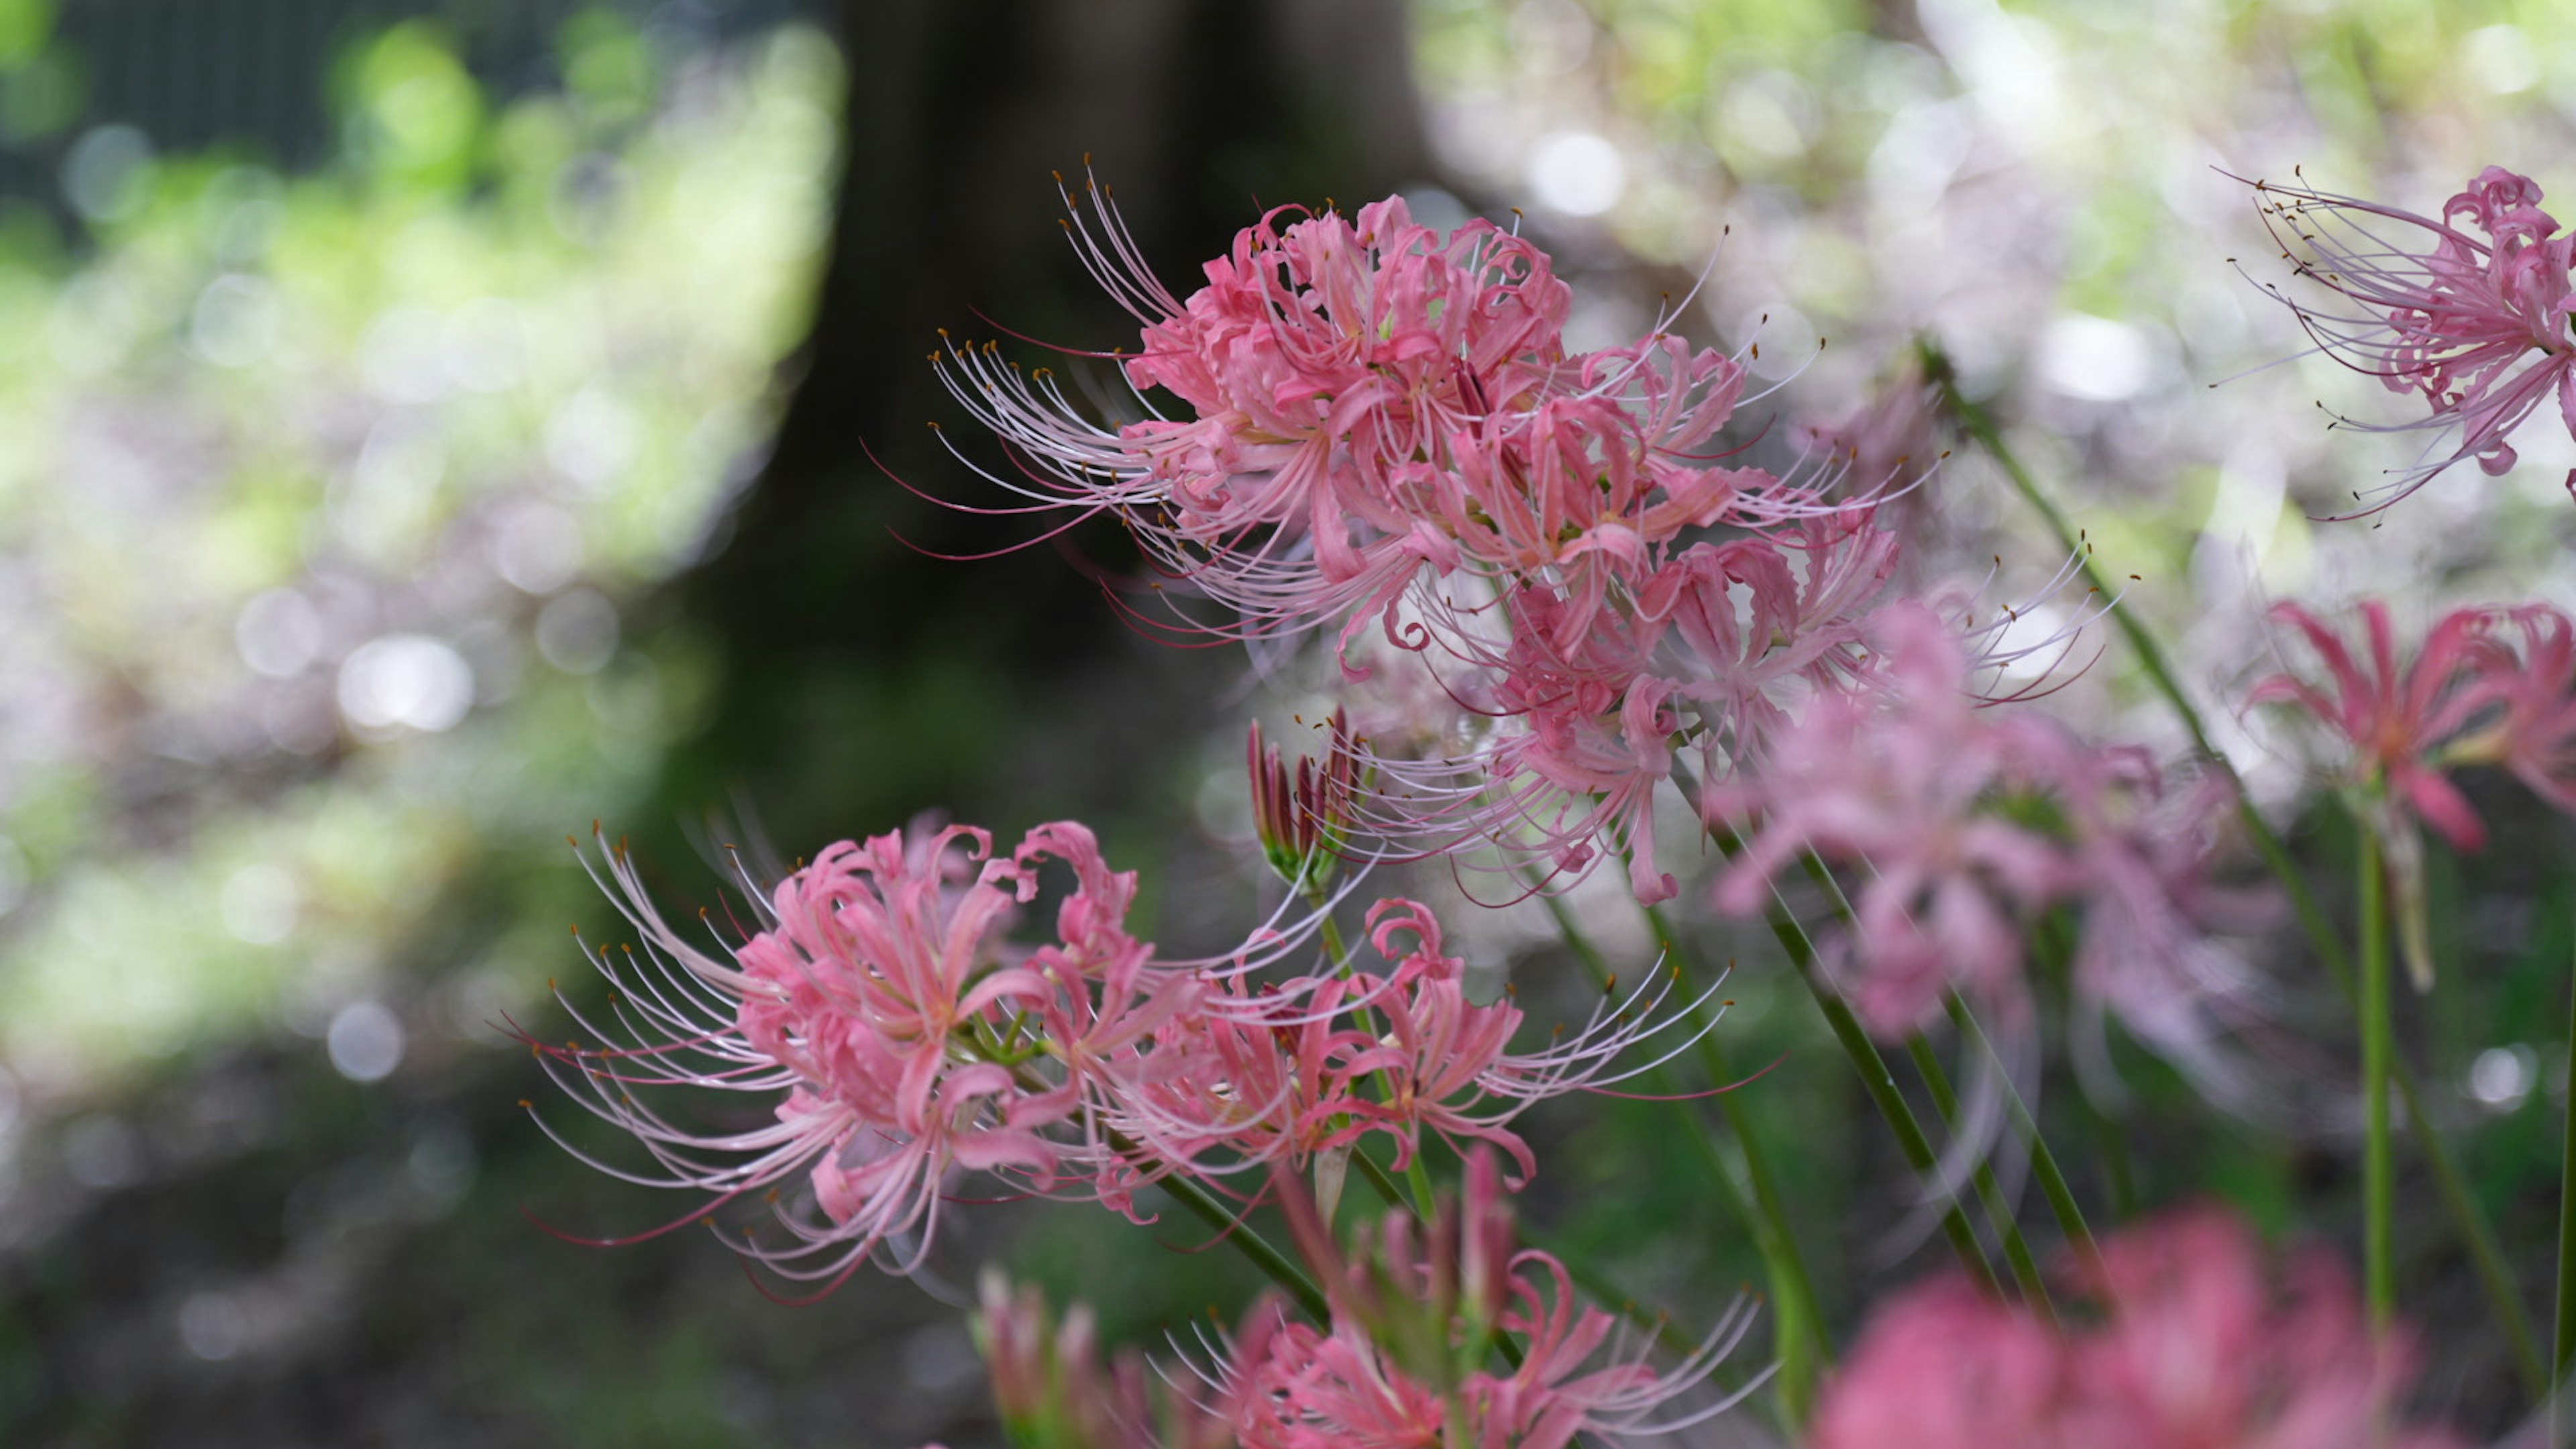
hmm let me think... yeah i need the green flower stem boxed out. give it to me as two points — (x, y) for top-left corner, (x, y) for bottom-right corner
(1902, 1033), (2054, 1321)
(1936, 354), (2548, 1392)
(1943, 991), (2100, 1261)
(1789, 847), (2097, 1273)
(2360, 829), (2396, 1332)
(2082, 1091), (2141, 1222)
(1549, 892), (1828, 1428)
(1756, 878), (2000, 1291)
(1150, 1153), (1330, 1322)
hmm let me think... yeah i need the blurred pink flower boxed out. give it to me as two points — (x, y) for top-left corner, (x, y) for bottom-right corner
(2491, 601), (2576, 815)
(1707, 602), (2255, 1059)
(975, 1273), (1236, 1449)
(2247, 599), (2510, 852)
(1813, 1206), (2465, 1449)
(2247, 166), (2576, 513)
(1704, 604), (2080, 1036)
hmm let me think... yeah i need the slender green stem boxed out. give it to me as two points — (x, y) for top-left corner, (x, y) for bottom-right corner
(2359, 830), (2396, 1332)
(1795, 848), (2098, 1268)
(1941, 994), (2098, 1261)
(1551, 893), (1827, 1427)
(2557, 939), (2576, 1384)
(1161, 1163), (1330, 1322)
(1905, 1034), (2053, 1320)
(1755, 881), (1999, 1290)
(1937, 354), (2548, 1391)
(1643, 905), (1829, 1422)
(2082, 1091), (2140, 1221)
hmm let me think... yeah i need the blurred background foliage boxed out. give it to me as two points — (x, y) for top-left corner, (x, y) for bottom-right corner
(5, 0), (2576, 1444)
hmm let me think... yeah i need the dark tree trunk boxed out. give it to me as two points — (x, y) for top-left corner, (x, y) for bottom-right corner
(661, 0), (1434, 843)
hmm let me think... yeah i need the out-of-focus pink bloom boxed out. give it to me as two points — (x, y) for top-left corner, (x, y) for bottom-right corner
(1792, 356), (1944, 507)
(2054, 757), (2269, 1095)
(2245, 166), (2576, 513)
(2248, 598), (2512, 851)
(1704, 604), (2078, 1036)
(2061, 1208), (2463, 1449)
(975, 1273), (1236, 1449)
(2491, 601), (2576, 814)
(1707, 600), (2255, 1056)
(1808, 1275), (2060, 1449)
(1813, 1206), (2465, 1449)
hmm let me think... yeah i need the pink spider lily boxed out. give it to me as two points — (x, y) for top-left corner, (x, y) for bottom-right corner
(2242, 166), (2576, 515)
(1304, 900), (1729, 1183)
(1813, 1205), (2465, 1449)
(519, 820), (1188, 1294)
(2247, 599), (2512, 853)
(1205, 1151), (1763, 1449)
(928, 180), (1574, 649)
(927, 174), (1851, 676)
(1647, 511), (1903, 767)
(1100, 898), (1717, 1201)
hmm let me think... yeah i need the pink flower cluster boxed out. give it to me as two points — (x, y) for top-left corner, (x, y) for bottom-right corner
(522, 818), (1706, 1293)
(970, 1154), (1751, 1449)
(2248, 166), (2576, 511)
(1810, 1205), (2463, 1449)
(1706, 604), (2252, 1046)
(935, 176), (1951, 904)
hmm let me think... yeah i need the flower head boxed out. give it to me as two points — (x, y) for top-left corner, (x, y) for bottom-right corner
(521, 819), (1165, 1293)
(2245, 166), (2576, 513)
(1221, 1150), (1758, 1448)
(2248, 598), (2510, 852)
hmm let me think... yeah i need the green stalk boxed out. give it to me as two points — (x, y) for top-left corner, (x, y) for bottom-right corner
(1161, 1161), (1330, 1322)
(1792, 848), (2098, 1268)
(1905, 1033), (2053, 1320)
(1554, 893), (1829, 1426)
(1936, 354), (2548, 1391)
(1944, 992), (2100, 1261)
(1758, 880), (1999, 1291)
(2359, 829), (2395, 1332)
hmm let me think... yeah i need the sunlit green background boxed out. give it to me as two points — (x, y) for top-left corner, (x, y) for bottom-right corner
(4, 0), (2575, 1443)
